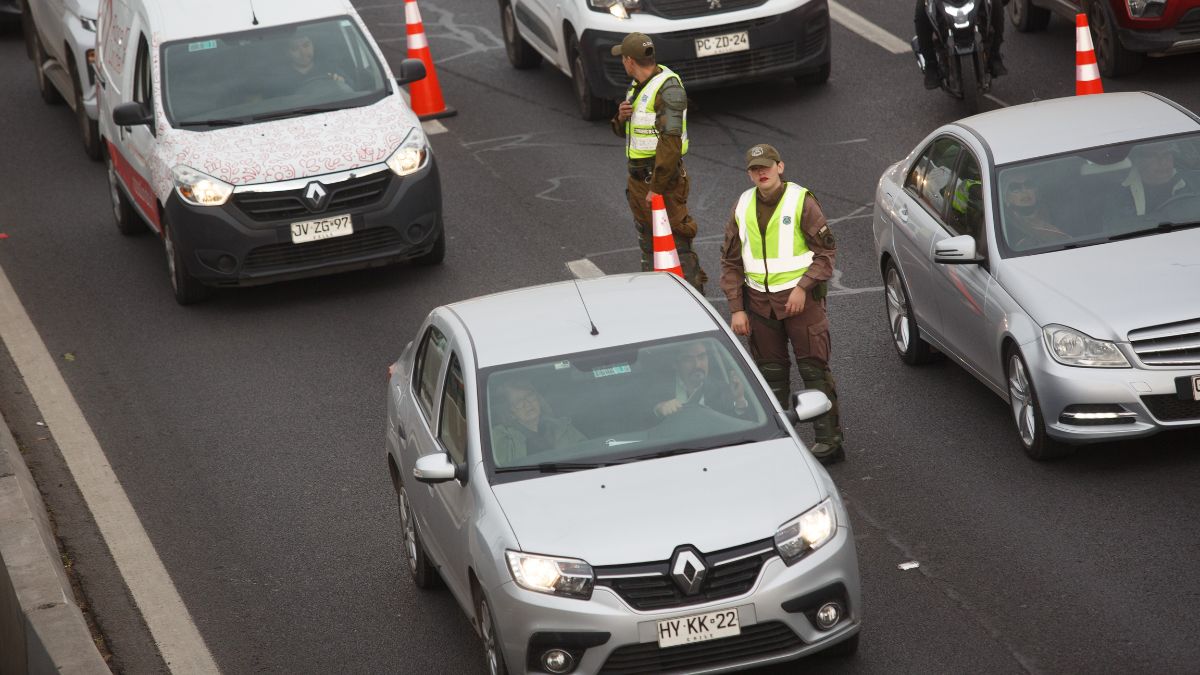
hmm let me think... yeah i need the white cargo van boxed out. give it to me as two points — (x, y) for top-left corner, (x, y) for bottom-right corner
(97, 0), (443, 304)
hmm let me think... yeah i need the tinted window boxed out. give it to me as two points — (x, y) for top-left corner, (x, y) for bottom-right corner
(438, 356), (467, 464)
(906, 137), (963, 218)
(160, 16), (389, 128)
(413, 326), (448, 420)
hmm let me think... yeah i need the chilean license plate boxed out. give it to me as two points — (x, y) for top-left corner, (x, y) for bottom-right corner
(290, 214), (352, 244)
(657, 607), (740, 648)
(695, 31), (749, 58)
(1192, 375), (1200, 401)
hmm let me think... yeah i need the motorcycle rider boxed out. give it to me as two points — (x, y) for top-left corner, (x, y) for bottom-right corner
(915, 0), (1007, 90)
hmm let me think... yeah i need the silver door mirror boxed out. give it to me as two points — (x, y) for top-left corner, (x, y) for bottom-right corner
(791, 390), (832, 422)
(933, 234), (982, 264)
(413, 453), (457, 484)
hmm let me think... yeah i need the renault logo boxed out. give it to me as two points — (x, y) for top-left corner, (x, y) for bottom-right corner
(670, 548), (707, 595)
(304, 182), (328, 210)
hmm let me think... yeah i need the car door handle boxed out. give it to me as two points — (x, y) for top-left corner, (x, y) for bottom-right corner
(898, 204), (909, 222)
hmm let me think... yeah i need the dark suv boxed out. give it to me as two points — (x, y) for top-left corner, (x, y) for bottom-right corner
(1008, 0), (1200, 75)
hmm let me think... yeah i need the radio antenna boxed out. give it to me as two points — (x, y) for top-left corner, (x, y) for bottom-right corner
(249, 0), (259, 25)
(572, 279), (599, 336)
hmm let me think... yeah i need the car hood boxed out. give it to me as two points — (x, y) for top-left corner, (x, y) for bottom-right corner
(997, 228), (1200, 340)
(157, 94), (419, 186)
(489, 439), (825, 567)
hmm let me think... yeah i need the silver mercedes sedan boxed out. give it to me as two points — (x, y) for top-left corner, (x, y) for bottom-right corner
(385, 273), (861, 674)
(872, 92), (1200, 460)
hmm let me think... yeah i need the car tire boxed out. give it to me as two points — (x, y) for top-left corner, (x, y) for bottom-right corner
(1005, 348), (1073, 461)
(106, 151), (146, 236)
(794, 61), (831, 87)
(396, 483), (440, 589)
(884, 261), (936, 365)
(822, 632), (860, 657)
(30, 24), (63, 105)
(1008, 0), (1051, 32)
(69, 57), (102, 161)
(163, 215), (211, 305)
(500, 0), (541, 70)
(1087, 0), (1144, 77)
(476, 591), (510, 675)
(568, 34), (608, 122)
(411, 226), (445, 266)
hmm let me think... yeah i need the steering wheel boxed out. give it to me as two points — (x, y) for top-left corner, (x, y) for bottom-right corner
(1152, 191), (1200, 219)
(296, 74), (353, 95)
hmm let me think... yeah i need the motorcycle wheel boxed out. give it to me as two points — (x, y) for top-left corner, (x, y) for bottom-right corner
(958, 52), (984, 115)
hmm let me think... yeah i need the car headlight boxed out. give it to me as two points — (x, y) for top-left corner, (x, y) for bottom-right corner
(1042, 325), (1130, 368)
(172, 165), (233, 206)
(1127, 0), (1166, 18)
(386, 128), (429, 177)
(505, 551), (594, 599)
(588, 0), (641, 19)
(774, 499), (837, 564)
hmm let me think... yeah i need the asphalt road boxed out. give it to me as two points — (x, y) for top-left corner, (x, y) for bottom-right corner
(2, 1), (1200, 673)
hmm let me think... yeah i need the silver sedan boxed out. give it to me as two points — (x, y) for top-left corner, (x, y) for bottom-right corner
(385, 272), (861, 674)
(872, 91), (1200, 460)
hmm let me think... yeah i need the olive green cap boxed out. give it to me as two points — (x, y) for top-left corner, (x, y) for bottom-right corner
(611, 32), (654, 58)
(745, 143), (782, 169)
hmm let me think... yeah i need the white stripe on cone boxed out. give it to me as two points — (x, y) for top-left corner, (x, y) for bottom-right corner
(1076, 63), (1101, 81)
(1076, 26), (1095, 51)
(651, 205), (671, 237)
(409, 32), (428, 50)
(406, 2), (422, 23)
(654, 250), (681, 269)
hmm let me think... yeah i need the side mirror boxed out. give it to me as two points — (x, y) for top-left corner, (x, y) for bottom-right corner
(112, 101), (153, 127)
(933, 234), (982, 265)
(790, 390), (832, 423)
(413, 453), (457, 484)
(395, 58), (427, 86)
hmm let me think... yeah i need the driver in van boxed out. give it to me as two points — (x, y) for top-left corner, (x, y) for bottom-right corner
(491, 380), (586, 466)
(277, 32), (346, 93)
(651, 342), (751, 420)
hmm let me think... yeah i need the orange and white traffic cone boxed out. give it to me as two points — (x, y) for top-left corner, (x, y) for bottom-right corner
(650, 194), (684, 278)
(405, 0), (456, 120)
(1075, 14), (1104, 96)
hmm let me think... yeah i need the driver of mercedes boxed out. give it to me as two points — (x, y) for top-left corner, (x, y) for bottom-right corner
(1121, 141), (1198, 216)
(652, 341), (751, 419)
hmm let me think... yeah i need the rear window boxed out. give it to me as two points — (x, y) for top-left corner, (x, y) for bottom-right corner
(160, 16), (389, 128)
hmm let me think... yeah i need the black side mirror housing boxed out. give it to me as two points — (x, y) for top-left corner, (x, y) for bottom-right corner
(395, 58), (427, 86)
(113, 101), (153, 127)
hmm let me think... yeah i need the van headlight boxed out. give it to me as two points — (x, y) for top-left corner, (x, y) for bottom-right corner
(774, 499), (837, 564)
(172, 165), (233, 206)
(386, 128), (429, 177)
(589, 0), (641, 18)
(505, 551), (594, 599)
(1042, 325), (1130, 368)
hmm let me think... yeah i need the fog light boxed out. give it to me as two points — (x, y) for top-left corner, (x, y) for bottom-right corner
(815, 602), (841, 630)
(217, 255), (236, 273)
(541, 649), (573, 673)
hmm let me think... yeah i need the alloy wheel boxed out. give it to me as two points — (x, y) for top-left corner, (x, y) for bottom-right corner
(398, 487), (418, 572)
(479, 598), (501, 675)
(502, 6), (517, 62)
(164, 224), (180, 294)
(1007, 353), (1036, 447)
(107, 158), (124, 222)
(885, 267), (911, 354)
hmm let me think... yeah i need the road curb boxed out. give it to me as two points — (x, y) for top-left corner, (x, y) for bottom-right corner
(0, 408), (108, 674)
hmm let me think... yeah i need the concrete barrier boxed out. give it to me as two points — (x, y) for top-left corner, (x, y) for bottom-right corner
(0, 410), (108, 674)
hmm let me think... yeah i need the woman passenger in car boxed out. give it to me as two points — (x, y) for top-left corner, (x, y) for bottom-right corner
(491, 380), (586, 466)
(1003, 171), (1071, 251)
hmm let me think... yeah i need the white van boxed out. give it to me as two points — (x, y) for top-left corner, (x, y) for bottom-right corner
(96, 0), (443, 304)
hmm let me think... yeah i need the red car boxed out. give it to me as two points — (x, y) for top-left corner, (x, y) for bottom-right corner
(1008, 0), (1200, 75)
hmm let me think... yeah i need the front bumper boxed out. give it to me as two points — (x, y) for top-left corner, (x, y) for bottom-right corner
(488, 525), (861, 674)
(1024, 343), (1200, 444)
(1117, 8), (1200, 55)
(578, 0), (831, 99)
(163, 158), (442, 287)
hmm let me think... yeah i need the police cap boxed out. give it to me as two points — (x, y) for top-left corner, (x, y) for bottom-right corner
(746, 143), (782, 169)
(611, 32), (654, 58)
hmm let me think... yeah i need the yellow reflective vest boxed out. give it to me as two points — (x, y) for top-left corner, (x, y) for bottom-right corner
(735, 183), (814, 292)
(624, 66), (689, 160)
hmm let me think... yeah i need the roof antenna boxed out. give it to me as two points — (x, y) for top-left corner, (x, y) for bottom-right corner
(249, 0), (259, 25)
(572, 279), (599, 336)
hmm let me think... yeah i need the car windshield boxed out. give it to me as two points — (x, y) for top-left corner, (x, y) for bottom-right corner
(996, 132), (1200, 256)
(160, 17), (389, 129)
(480, 333), (786, 481)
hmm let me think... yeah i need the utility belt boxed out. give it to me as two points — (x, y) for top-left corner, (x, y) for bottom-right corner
(627, 160), (685, 183)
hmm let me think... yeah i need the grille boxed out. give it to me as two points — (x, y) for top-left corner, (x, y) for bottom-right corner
(1178, 8), (1200, 35)
(603, 43), (800, 86)
(242, 227), (403, 273)
(665, 17), (777, 40)
(1128, 318), (1200, 366)
(595, 540), (773, 611)
(645, 0), (767, 19)
(232, 171), (392, 222)
(1141, 395), (1200, 422)
(598, 621), (802, 674)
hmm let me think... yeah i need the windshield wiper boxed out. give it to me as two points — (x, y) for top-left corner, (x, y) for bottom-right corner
(624, 438), (760, 463)
(177, 118), (245, 127)
(1108, 220), (1200, 242)
(251, 103), (366, 122)
(494, 461), (613, 474)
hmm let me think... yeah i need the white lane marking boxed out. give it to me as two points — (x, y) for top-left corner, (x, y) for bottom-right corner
(421, 119), (448, 135)
(825, 138), (869, 146)
(829, 1), (911, 55)
(567, 259), (605, 279)
(0, 264), (219, 674)
(985, 93), (1011, 108)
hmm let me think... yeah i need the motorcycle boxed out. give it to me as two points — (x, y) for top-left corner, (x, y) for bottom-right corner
(912, 0), (999, 113)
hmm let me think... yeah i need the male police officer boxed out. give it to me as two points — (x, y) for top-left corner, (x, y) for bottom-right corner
(611, 32), (706, 292)
(720, 144), (845, 465)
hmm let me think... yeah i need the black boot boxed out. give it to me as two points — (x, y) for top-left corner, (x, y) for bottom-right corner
(923, 68), (940, 90)
(989, 54), (1007, 77)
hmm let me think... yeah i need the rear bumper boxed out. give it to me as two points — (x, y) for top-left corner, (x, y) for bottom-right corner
(164, 158), (442, 287)
(579, 0), (831, 99)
